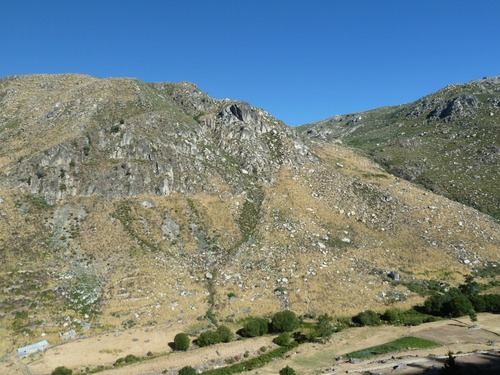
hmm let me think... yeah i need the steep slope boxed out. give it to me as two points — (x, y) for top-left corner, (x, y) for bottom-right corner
(0, 74), (310, 200)
(298, 77), (500, 220)
(0, 75), (498, 357)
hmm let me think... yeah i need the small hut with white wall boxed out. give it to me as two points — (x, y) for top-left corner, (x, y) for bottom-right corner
(17, 340), (49, 357)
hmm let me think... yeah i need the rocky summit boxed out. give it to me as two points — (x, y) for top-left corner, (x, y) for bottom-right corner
(0, 74), (499, 354)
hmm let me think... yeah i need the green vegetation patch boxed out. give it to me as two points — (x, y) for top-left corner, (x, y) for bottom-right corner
(237, 187), (264, 244)
(29, 195), (52, 210)
(346, 337), (439, 360)
(201, 342), (298, 375)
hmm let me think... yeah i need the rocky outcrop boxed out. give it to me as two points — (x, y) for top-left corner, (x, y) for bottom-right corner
(0, 75), (314, 203)
(427, 94), (479, 122)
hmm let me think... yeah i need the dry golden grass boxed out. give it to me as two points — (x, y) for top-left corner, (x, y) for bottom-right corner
(0, 134), (498, 361)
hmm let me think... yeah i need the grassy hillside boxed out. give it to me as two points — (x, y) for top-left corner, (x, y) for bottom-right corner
(0, 75), (498, 358)
(299, 77), (500, 220)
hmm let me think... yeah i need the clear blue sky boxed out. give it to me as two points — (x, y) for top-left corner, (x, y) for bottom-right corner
(1, 0), (499, 125)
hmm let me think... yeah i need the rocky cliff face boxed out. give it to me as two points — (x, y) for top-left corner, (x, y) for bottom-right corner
(0, 75), (498, 354)
(0, 75), (311, 202)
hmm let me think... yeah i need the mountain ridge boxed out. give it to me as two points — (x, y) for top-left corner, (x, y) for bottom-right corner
(0, 74), (498, 357)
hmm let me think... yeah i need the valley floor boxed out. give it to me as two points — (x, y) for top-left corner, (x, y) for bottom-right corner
(1, 314), (499, 375)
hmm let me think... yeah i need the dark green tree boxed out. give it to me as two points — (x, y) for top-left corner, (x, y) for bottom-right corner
(481, 294), (500, 313)
(279, 365), (296, 375)
(271, 310), (299, 333)
(178, 366), (197, 375)
(442, 295), (474, 318)
(469, 294), (486, 312)
(51, 367), (73, 375)
(240, 317), (269, 337)
(423, 293), (448, 316)
(173, 332), (190, 351)
(459, 275), (481, 297)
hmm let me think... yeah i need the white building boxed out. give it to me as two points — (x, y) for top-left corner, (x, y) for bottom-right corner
(17, 340), (49, 357)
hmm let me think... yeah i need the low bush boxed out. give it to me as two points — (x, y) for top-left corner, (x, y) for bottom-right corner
(279, 366), (296, 375)
(217, 325), (233, 343)
(352, 310), (381, 326)
(273, 332), (291, 346)
(381, 308), (437, 326)
(51, 367), (72, 375)
(114, 354), (140, 366)
(197, 330), (221, 347)
(178, 366), (197, 375)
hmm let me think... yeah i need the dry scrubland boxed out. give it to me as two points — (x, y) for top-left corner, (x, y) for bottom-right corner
(1, 143), (499, 359)
(0, 75), (499, 374)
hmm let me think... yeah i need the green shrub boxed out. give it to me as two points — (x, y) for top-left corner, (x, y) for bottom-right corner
(382, 308), (402, 324)
(125, 354), (140, 363)
(240, 317), (269, 337)
(51, 367), (73, 375)
(279, 366), (296, 375)
(201, 342), (298, 375)
(471, 294), (500, 313)
(335, 316), (352, 331)
(315, 313), (335, 341)
(178, 366), (197, 375)
(174, 332), (190, 351)
(271, 310), (299, 333)
(197, 330), (221, 347)
(273, 332), (291, 346)
(422, 288), (475, 318)
(115, 354), (140, 366)
(216, 325), (233, 343)
(352, 310), (381, 326)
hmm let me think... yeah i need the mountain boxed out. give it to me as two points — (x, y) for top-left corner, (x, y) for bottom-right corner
(0, 75), (499, 355)
(298, 77), (500, 220)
